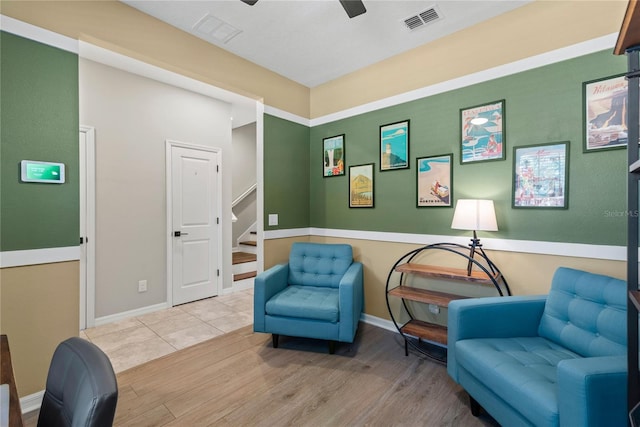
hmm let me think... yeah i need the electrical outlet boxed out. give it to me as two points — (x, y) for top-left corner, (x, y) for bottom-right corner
(428, 304), (440, 314)
(138, 280), (147, 293)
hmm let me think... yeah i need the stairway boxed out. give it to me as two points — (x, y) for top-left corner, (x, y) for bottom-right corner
(233, 231), (257, 289)
(232, 251), (257, 280)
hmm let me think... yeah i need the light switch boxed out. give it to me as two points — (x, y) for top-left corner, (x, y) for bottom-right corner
(268, 214), (278, 226)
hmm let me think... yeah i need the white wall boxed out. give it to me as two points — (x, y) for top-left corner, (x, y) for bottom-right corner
(231, 122), (257, 199)
(79, 58), (232, 317)
(231, 122), (257, 245)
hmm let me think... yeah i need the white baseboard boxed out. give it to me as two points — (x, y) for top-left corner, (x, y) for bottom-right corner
(93, 302), (170, 327)
(20, 390), (44, 414)
(226, 278), (255, 293)
(361, 313), (397, 333)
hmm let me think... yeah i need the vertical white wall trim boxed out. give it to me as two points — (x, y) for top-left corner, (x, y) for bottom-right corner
(79, 125), (97, 329)
(256, 101), (265, 275)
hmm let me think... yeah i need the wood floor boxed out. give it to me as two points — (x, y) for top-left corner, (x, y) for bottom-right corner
(25, 323), (498, 426)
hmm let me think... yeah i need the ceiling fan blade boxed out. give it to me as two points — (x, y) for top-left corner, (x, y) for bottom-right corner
(339, 0), (366, 18)
(240, 0), (258, 5)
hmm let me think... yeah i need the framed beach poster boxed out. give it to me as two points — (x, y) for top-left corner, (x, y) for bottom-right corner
(583, 74), (628, 152)
(380, 120), (409, 171)
(417, 154), (452, 207)
(460, 100), (505, 164)
(323, 134), (345, 177)
(349, 163), (374, 208)
(513, 141), (569, 209)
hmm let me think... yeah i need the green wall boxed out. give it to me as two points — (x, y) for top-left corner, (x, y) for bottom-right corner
(308, 49), (628, 246)
(263, 114), (310, 230)
(1, 32), (79, 251)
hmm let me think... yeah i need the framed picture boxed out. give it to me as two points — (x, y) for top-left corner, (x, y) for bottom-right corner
(349, 163), (374, 208)
(323, 134), (345, 177)
(416, 154), (453, 207)
(583, 74), (628, 152)
(460, 100), (505, 164)
(513, 141), (569, 209)
(380, 120), (409, 171)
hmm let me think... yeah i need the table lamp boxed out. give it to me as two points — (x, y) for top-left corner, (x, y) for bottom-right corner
(451, 199), (498, 275)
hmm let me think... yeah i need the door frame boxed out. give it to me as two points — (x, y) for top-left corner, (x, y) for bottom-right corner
(165, 140), (223, 307)
(79, 125), (96, 329)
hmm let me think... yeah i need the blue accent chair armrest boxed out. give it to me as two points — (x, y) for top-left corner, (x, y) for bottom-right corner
(253, 263), (289, 333)
(338, 262), (364, 342)
(557, 355), (627, 427)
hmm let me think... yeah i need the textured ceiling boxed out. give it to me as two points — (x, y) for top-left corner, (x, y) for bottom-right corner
(122, 0), (531, 88)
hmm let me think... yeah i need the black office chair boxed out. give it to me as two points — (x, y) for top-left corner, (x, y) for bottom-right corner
(37, 337), (118, 427)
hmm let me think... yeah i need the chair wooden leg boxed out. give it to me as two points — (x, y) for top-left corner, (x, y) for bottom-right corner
(328, 340), (336, 354)
(272, 334), (279, 349)
(469, 395), (482, 417)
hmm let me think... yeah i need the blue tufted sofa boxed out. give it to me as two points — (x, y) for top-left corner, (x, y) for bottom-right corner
(447, 267), (627, 426)
(254, 242), (363, 353)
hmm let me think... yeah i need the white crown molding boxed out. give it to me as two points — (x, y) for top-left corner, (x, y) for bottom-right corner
(0, 14), (78, 53)
(263, 105), (310, 127)
(0, 247), (80, 268)
(309, 33), (618, 127)
(264, 227), (625, 262)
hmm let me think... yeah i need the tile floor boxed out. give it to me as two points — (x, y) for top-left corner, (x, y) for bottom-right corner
(80, 288), (254, 373)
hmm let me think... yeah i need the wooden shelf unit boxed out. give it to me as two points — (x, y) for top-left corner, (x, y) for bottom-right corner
(385, 243), (510, 361)
(400, 319), (448, 345)
(388, 285), (464, 307)
(395, 263), (500, 285)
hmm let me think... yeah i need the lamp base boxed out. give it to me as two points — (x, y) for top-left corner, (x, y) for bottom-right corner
(466, 231), (495, 276)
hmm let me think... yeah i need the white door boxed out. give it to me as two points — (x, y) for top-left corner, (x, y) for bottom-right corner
(170, 144), (220, 305)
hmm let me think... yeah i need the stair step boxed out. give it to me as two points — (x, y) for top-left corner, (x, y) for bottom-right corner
(240, 240), (257, 247)
(232, 251), (256, 265)
(234, 271), (257, 281)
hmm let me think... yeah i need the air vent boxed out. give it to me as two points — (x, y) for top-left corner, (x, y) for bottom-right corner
(193, 13), (242, 44)
(403, 6), (441, 31)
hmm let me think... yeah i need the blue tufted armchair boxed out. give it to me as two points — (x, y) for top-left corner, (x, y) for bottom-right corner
(448, 267), (628, 426)
(253, 242), (363, 353)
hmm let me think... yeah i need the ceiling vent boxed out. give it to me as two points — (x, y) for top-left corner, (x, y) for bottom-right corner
(403, 6), (442, 31)
(193, 13), (242, 44)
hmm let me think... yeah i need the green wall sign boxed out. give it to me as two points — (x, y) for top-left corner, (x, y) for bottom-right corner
(20, 160), (66, 184)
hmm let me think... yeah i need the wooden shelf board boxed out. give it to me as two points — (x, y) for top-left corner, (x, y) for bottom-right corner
(388, 286), (465, 306)
(630, 290), (640, 312)
(395, 263), (499, 284)
(400, 320), (447, 345)
(615, 0), (640, 55)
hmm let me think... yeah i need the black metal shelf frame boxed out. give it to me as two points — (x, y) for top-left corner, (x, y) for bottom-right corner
(385, 242), (511, 363)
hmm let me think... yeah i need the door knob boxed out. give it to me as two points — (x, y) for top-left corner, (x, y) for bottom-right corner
(174, 231), (189, 237)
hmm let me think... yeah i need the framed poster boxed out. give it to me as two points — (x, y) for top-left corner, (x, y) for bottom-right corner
(583, 74), (628, 152)
(380, 120), (409, 171)
(416, 154), (452, 207)
(323, 134), (345, 177)
(513, 141), (569, 209)
(349, 163), (374, 208)
(460, 100), (505, 164)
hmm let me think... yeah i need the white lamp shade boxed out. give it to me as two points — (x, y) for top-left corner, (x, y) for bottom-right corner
(451, 199), (498, 231)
